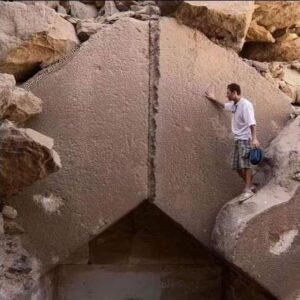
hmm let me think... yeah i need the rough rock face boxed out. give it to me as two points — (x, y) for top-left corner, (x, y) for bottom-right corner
(153, 18), (291, 248)
(0, 1), (79, 81)
(0, 121), (61, 197)
(244, 60), (300, 104)
(244, 1), (300, 61)
(0, 233), (40, 300)
(212, 116), (300, 299)
(11, 18), (148, 269)
(0, 74), (42, 125)
(242, 37), (300, 62)
(175, 1), (254, 51)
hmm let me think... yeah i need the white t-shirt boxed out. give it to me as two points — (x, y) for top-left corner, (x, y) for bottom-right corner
(224, 97), (256, 140)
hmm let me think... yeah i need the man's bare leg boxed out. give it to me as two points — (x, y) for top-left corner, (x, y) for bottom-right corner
(244, 168), (252, 191)
(237, 169), (245, 180)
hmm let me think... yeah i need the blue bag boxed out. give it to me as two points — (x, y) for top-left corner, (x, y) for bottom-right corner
(249, 148), (263, 165)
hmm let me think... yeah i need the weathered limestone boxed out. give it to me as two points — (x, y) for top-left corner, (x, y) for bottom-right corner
(0, 2), (79, 81)
(11, 18), (149, 269)
(175, 1), (254, 51)
(76, 20), (104, 42)
(0, 121), (61, 198)
(252, 1), (300, 32)
(0, 235), (40, 300)
(246, 20), (275, 43)
(69, 1), (98, 19)
(212, 116), (300, 299)
(154, 18), (291, 248)
(242, 37), (300, 62)
(0, 74), (42, 125)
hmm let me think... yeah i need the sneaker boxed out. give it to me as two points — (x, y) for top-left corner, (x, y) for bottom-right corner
(238, 190), (254, 204)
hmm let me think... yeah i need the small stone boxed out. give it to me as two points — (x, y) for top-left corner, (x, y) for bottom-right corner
(4, 221), (25, 235)
(252, 61), (269, 73)
(2, 206), (17, 220)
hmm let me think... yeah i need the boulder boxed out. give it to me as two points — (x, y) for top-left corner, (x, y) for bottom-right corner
(175, 1), (254, 51)
(253, 1), (300, 31)
(156, 0), (182, 16)
(0, 2), (79, 81)
(0, 120), (61, 197)
(242, 37), (300, 62)
(2, 205), (18, 220)
(212, 116), (300, 299)
(69, 1), (98, 19)
(246, 20), (275, 43)
(0, 74), (42, 125)
(76, 20), (104, 42)
(19, 1), (60, 10)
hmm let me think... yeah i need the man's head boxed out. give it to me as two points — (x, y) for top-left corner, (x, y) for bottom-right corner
(227, 83), (241, 101)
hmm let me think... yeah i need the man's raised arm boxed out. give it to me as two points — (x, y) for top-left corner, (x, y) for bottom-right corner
(204, 91), (225, 109)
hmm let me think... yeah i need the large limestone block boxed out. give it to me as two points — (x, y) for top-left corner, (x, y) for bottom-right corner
(0, 2), (79, 81)
(243, 36), (300, 62)
(175, 1), (254, 51)
(154, 18), (291, 247)
(0, 120), (61, 197)
(212, 117), (300, 299)
(0, 74), (42, 125)
(12, 18), (149, 268)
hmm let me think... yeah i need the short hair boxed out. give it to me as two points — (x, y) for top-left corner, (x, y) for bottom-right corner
(227, 83), (241, 95)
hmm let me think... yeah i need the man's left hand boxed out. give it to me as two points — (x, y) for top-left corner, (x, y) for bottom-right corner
(252, 138), (260, 148)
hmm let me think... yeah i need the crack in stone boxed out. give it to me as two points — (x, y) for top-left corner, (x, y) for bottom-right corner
(148, 20), (160, 202)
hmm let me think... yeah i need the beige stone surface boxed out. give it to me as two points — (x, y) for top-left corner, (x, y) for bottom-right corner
(175, 1), (254, 51)
(212, 116), (300, 299)
(69, 1), (98, 19)
(0, 120), (61, 198)
(154, 18), (291, 248)
(11, 18), (149, 269)
(0, 2), (79, 81)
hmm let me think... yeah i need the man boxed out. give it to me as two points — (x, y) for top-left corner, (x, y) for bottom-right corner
(205, 83), (259, 203)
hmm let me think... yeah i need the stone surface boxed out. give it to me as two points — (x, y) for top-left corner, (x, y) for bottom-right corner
(242, 37), (300, 62)
(2, 205), (18, 220)
(69, 1), (98, 19)
(0, 2), (79, 81)
(175, 1), (254, 51)
(11, 18), (149, 269)
(0, 74), (42, 125)
(156, 0), (182, 16)
(252, 1), (300, 31)
(0, 235), (40, 300)
(246, 20), (275, 43)
(0, 120), (61, 197)
(76, 20), (104, 42)
(4, 220), (25, 236)
(154, 18), (291, 248)
(212, 116), (300, 299)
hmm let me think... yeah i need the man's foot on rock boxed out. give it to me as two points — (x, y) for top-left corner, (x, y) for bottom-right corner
(238, 190), (254, 204)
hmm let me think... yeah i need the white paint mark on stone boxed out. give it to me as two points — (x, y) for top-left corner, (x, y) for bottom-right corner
(270, 229), (298, 255)
(33, 194), (64, 215)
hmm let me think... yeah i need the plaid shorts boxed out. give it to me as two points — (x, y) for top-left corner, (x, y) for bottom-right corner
(231, 140), (252, 170)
